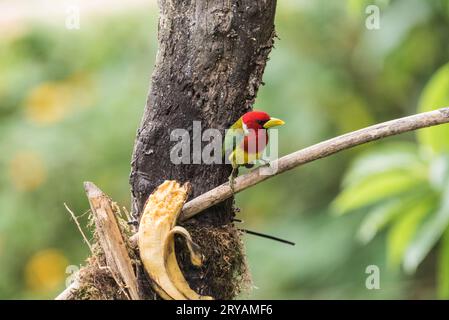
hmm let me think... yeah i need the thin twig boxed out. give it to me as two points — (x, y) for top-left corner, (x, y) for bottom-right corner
(78, 208), (91, 218)
(122, 206), (132, 223)
(64, 203), (94, 254)
(97, 265), (131, 300)
(239, 228), (295, 246)
(122, 206), (137, 233)
(180, 107), (449, 221)
(55, 279), (80, 300)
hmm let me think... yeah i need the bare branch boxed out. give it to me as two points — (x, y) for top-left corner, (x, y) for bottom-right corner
(55, 279), (80, 300)
(180, 107), (449, 221)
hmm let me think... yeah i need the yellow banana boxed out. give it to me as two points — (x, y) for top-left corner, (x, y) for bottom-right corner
(137, 180), (213, 300)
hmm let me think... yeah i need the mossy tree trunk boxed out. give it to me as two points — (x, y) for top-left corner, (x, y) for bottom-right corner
(129, 0), (277, 299)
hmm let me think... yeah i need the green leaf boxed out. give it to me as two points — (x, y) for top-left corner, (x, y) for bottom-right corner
(342, 142), (422, 187)
(357, 189), (431, 244)
(438, 227), (449, 299)
(387, 197), (434, 268)
(417, 62), (449, 155)
(403, 186), (449, 274)
(332, 169), (426, 215)
(429, 154), (449, 191)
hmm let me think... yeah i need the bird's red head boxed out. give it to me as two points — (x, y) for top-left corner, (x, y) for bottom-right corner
(242, 110), (285, 130)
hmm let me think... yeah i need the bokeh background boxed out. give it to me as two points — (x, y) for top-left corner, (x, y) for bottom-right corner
(1, 0), (449, 299)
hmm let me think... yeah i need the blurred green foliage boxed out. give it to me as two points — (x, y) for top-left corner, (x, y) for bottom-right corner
(333, 61), (449, 298)
(1, 0), (449, 299)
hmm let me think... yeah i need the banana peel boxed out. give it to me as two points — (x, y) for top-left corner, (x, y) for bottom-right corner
(137, 180), (213, 300)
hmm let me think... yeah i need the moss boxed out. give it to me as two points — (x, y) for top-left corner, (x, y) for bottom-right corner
(71, 249), (128, 300)
(69, 203), (249, 300)
(70, 205), (144, 300)
(176, 222), (251, 299)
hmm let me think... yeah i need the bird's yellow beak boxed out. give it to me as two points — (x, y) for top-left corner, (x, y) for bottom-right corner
(263, 117), (285, 129)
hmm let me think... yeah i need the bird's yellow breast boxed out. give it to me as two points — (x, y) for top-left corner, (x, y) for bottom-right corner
(229, 147), (262, 168)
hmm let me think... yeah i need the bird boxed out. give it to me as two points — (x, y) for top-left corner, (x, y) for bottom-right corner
(223, 110), (285, 191)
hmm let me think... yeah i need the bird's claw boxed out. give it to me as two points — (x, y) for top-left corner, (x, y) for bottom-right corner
(259, 158), (271, 167)
(228, 167), (238, 194)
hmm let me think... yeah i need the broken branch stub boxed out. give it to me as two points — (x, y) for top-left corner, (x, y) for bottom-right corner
(84, 182), (140, 300)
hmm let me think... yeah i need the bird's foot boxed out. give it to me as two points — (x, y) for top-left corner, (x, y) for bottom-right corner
(258, 158), (271, 167)
(228, 167), (238, 194)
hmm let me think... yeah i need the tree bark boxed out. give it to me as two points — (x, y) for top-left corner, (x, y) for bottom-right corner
(129, 0), (277, 298)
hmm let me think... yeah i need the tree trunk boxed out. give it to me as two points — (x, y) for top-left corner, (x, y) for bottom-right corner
(130, 0), (277, 299)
